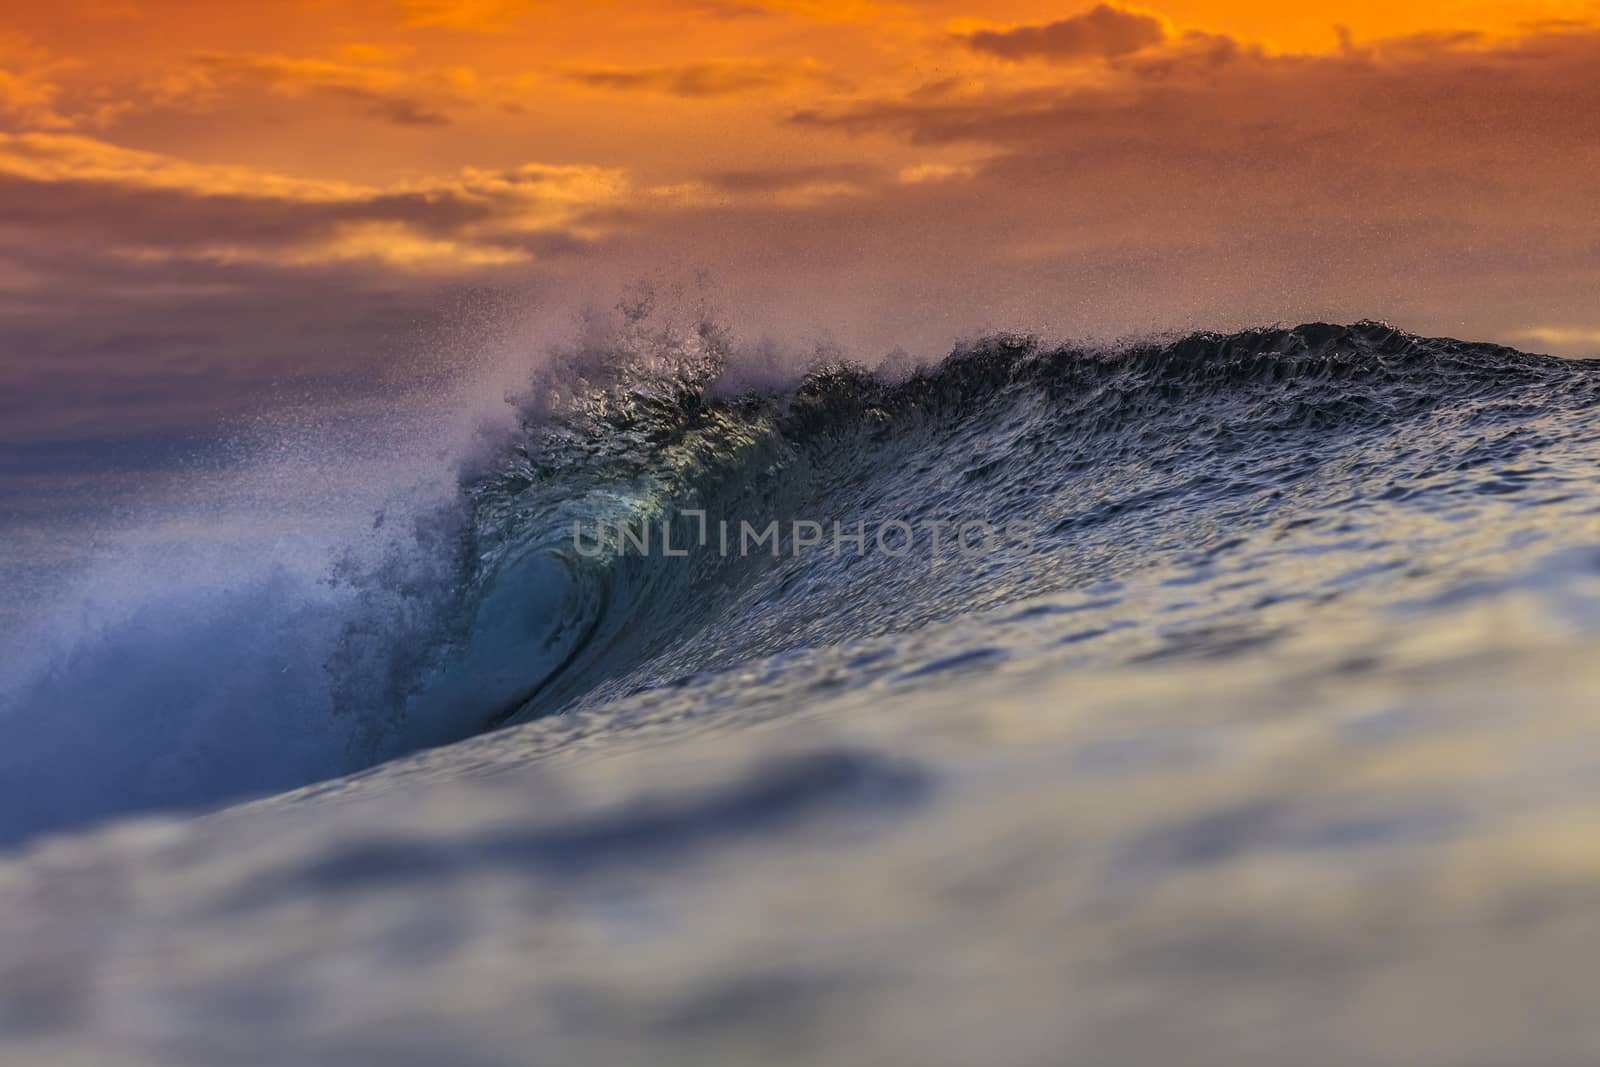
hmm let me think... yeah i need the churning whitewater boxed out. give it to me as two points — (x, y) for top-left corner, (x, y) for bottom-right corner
(3, 317), (1600, 1063)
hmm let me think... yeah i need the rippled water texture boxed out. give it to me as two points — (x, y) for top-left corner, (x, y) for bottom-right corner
(3, 323), (1600, 1064)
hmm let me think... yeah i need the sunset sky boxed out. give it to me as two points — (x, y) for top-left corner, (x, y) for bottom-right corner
(3, 0), (1599, 454)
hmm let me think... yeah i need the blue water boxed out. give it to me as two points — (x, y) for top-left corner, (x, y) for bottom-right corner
(2, 321), (1600, 1063)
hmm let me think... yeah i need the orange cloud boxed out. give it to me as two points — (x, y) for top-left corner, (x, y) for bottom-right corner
(0, 69), (64, 127)
(0, 132), (634, 270)
(1518, 327), (1600, 353)
(140, 221), (534, 272)
(180, 52), (454, 126)
(0, 35), (73, 129)
(896, 162), (975, 184)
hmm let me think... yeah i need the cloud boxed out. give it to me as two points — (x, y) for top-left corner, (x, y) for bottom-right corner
(0, 68), (65, 127)
(700, 163), (879, 193)
(0, 133), (633, 271)
(794, 24), (1600, 154)
(348, 93), (452, 127)
(754, 21), (1600, 354)
(0, 133), (907, 281)
(565, 58), (838, 98)
(141, 221), (533, 270)
(896, 162), (975, 184)
(1518, 327), (1600, 351)
(0, 128), (641, 446)
(6, 13), (1600, 469)
(0, 133), (365, 199)
(0, 35), (74, 129)
(962, 4), (1170, 62)
(666, 163), (877, 206)
(152, 49), (838, 122)
(174, 52), (456, 127)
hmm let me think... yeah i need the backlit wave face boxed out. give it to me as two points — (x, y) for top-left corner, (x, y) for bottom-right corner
(3, 0), (1600, 462)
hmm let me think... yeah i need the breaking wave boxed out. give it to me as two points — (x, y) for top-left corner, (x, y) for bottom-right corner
(2, 312), (1595, 846)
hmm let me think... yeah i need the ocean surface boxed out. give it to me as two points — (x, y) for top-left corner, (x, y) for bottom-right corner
(3, 321), (1600, 1063)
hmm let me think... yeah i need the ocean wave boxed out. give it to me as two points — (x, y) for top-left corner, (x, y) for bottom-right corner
(1, 317), (1595, 847)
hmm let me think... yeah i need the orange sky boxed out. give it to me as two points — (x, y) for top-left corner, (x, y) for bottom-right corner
(3, 0), (1599, 444)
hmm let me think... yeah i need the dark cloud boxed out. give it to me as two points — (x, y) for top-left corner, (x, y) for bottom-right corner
(565, 59), (834, 97)
(963, 4), (1168, 62)
(795, 26), (1600, 154)
(0, 174), (487, 250)
(0, 137), (629, 274)
(321, 86), (453, 127)
(701, 163), (880, 193)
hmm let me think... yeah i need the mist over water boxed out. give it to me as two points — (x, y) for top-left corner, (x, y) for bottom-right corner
(0, 409), (454, 843)
(0, 286), (842, 844)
